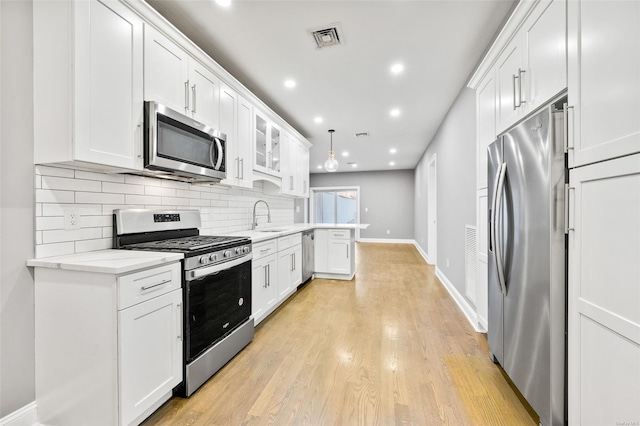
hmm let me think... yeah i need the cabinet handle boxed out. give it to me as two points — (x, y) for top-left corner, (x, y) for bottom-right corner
(136, 123), (142, 159)
(512, 74), (518, 110)
(177, 303), (183, 341)
(563, 103), (575, 153)
(565, 184), (575, 234)
(240, 158), (244, 180)
(184, 80), (190, 112)
(517, 68), (526, 107)
(260, 248), (271, 254)
(141, 279), (171, 291)
(346, 245), (349, 259)
(267, 264), (270, 287)
(236, 157), (240, 179)
(191, 84), (197, 114)
(264, 265), (268, 288)
(290, 176), (294, 191)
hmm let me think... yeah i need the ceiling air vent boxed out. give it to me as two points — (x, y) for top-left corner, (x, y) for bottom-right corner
(354, 132), (369, 138)
(309, 24), (343, 49)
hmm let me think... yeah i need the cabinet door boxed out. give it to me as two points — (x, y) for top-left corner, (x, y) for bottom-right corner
(567, 0), (640, 167)
(496, 39), (524, 133)
(568, 154), (640, 425)
(237, 95), (254, 186)
(277, 248), (294, 301)
(523, 0), (566, 113)
(252, 255), (277, 324)
(189, 61), (220, 129)
(300, 145), (310, 197)
(270, 124), (282, 174)
(143, 25), (189, 114)
(219, 84), (238, 184)
(255, 111), (269, 171)
(75, 0), (143, 170)
(119, 289), (182, 426)
(292, 245), (302, 287)
(328, 240), (350, 274)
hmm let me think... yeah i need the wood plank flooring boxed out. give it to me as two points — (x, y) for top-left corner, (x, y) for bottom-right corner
(143, 243), (537, 426)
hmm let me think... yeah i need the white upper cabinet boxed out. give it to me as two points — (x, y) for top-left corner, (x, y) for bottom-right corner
(477, 71), (497, 189)
(33, 0), (144, 171)
(254, 110), (282, 177)
(219, 86), (253, 188)
(496, 0), (566, 133)
(567, 0), (640, 168)
(144, 25), (220, 129)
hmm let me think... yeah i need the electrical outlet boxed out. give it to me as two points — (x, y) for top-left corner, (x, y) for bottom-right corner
(64, 209), (80, 230)
(365, 207), (368, 212)
(386, 229), (390, 235)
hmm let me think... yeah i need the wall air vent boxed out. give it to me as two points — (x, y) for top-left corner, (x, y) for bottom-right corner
(309, 23), (343, 49)
(354, 132), (369, 138)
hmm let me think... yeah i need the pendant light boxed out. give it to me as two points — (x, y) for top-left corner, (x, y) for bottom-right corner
(324, 129), (339, 172)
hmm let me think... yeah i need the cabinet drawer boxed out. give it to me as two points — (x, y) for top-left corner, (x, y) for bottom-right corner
(253, 239), (278, 260)
(328, 229), (351, 240)
(278, 233), (301, 251)
(118, 262), (181, 310)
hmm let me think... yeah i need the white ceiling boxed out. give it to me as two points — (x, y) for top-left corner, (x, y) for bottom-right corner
(146, 0), (516, 173)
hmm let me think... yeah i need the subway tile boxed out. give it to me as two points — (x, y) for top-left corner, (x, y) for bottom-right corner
(145, 186), (176, 197)
(161, 180), (189, 190)
(125, 194), (162, 205)
(102, 182), (145, 195)
(36, 216), (65, 231)
(35, 231), (42, 245)
(35, 165), (75, 178)
(75, 170), (125, 183)
(124, 174), (162, 187)
(35, 203), (42, 217)
(176, 189), (194, 199)
(42, 203), (102, 217)
(102, 227), (113, 239)
(43, 227), (103, 244)
(81, 215), (112, 227)
(102, 204), (143, 215)
(75, 238), (112, 253)
(35, 175), (42, 189)
(200, 191), (220, 200)
(76, 192), (125, 205)
(42, 176), (102, 192)
(36, 189), (75, 204)
(162, 197), (190, 206)
(189, 198), (211, 207)
(36, 242), (75, 258)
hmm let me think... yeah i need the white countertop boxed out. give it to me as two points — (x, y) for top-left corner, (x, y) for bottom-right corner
(27, 250), (183, 275)
(215, 223), (370, 243)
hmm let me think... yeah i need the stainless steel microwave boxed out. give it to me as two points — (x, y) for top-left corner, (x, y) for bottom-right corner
(144, 101), (226, 182)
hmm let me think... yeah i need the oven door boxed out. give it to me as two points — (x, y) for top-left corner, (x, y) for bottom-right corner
(184, 254), (252, 363)
(145, 101), (226, 181)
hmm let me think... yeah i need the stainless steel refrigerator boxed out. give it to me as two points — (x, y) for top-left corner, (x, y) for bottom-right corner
(487, 101), (567, 426)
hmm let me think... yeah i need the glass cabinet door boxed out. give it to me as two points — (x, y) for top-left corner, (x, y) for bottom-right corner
(255, 113), (267, 168)
(270, 125), (280, 172)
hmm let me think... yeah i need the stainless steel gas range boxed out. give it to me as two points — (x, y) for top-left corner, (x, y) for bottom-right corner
(113, 209), (253, 397)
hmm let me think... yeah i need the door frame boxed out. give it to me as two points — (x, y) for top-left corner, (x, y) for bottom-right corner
(309, 186), (361, 240)
(427, 154), (437, 265)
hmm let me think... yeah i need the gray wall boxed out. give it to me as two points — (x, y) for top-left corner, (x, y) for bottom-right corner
(414, 87), (476, 300)
(1, 0), (36, 416)
(310, 169), (414, 240)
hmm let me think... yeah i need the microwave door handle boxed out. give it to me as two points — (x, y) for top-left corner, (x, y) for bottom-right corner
(214, 138), (224, 170)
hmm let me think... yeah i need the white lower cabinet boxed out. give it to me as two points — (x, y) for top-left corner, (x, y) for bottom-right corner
(568, 154), (640, 425)
(251, 240), (278, 325)
(277, 234), (302, 301)
(314, 228), (356, 280)
(34, 262), (182, 426)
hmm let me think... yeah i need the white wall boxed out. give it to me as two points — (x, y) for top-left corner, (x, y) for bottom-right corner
(1, 0), (36, 416)
(310, 169), (415, 240)
(414, 87), (477, 301)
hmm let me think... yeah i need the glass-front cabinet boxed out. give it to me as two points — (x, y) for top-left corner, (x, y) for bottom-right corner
(254, 110), (281, 177)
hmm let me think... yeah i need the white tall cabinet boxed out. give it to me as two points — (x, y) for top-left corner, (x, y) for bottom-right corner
(33, 0), (144, 171)
(566, 1), (640, 423)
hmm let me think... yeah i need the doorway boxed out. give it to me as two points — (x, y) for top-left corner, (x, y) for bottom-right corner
(310, 186), (360, 240)
(427, 155), (437, 265)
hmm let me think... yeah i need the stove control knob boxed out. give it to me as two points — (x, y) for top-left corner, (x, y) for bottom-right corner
(199, 256), (208, 264)
(243, 247), (250, 254)
(209, 253), (218, 262)
(235, 247), (241, 255)
(224, 250), (232, 258)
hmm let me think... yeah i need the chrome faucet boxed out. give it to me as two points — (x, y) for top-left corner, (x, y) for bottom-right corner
(252, 200), (272, 230)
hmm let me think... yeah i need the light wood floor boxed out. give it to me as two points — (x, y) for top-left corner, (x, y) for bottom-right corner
(143, 243), (537, 426)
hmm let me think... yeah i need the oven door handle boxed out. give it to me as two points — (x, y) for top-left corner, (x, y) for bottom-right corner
(186, 254), (253, 281)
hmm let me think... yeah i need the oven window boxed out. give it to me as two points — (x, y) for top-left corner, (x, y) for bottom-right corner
(186, 259), (252, 362)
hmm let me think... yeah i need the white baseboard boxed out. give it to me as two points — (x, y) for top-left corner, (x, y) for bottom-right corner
(358, 238), (415, 244)
(0, 402), (38, 426)
(435, 267), (483, 333)
(412, 241), (432, 265)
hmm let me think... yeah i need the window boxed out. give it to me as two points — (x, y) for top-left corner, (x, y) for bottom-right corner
(310, 187), (360, 238)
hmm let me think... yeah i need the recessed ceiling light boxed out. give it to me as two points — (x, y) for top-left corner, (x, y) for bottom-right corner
(314, 116), (323, 124)
(284, 79), (296, 89)
(342, 152), (349, 157)
(390, 148), (397, 154)
(389, 161), (396, 166)
(390, 108), (401, 117)
(215, 0), (231, 6)
(391, 63), (404, 74)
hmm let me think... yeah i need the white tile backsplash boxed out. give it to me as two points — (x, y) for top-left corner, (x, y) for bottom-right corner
(34, 166), (295, 257)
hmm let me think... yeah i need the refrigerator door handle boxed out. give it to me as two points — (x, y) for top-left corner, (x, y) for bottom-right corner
(489, 164), (501, 253)
(493, 162), (508, 295)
